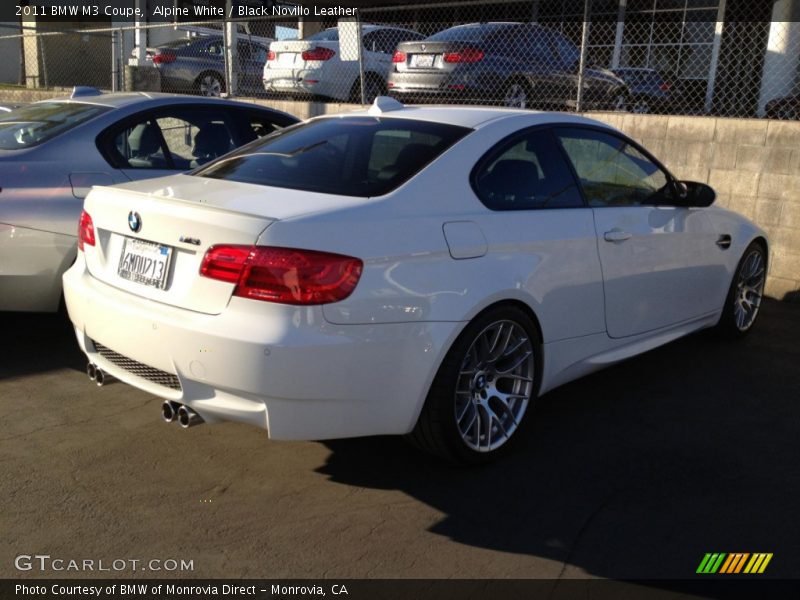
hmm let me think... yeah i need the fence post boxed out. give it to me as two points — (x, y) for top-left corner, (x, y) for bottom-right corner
(357, 15), (366, 104)
(224, 0), (238, 96)
(111, 29), (119, 92)
(576, 0), (591, 113)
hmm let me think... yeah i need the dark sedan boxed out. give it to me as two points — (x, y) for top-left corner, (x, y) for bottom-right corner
(144, 36), (268, 97)
(388, 22), (629, 111)
(612, 68), (681, 114)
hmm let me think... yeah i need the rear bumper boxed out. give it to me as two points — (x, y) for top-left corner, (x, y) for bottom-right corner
(63, 256), (459, 440)
(263, 68), (348, 100)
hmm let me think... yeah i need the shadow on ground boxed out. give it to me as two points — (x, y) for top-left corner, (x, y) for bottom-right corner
(0, 310), (84, 379)
(317, 300), (800, 580)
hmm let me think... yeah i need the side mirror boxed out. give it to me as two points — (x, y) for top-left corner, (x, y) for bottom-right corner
(678, 180), (715, 207)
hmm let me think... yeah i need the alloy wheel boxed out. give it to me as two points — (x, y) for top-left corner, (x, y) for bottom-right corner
(454, 320), (534, 453)
(503, 83), (529, 109)
(733, 248), (766, 332)
(199, 74), (223, 97)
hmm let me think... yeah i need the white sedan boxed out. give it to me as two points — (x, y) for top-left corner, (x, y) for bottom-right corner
(63, 98), (768, 464)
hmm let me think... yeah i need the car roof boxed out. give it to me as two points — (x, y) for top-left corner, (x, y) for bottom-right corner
(332, 102), (618, 131)
(32, 92), (260, 110)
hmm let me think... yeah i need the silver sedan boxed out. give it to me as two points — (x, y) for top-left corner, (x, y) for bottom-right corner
(0, 89), (297, 312)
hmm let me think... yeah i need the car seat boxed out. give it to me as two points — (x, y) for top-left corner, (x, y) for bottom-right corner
(190, 123), (233, 168)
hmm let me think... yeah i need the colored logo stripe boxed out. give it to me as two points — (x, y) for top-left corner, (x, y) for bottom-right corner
(697, 553), (773, 574)
(744, 553), (773, 574)
(697, 553), (726, 573)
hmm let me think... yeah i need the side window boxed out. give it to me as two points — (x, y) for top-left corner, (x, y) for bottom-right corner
(362, 31), (381, 53)
(112, 119), (169, 170)
(103, 108), (235, 171)
(472, 129), (584, 210)
(230, 109), (291, 143)
(551, 32), (579, 66)
(555, 128), (670, 207)
(525, 29), (557, 63)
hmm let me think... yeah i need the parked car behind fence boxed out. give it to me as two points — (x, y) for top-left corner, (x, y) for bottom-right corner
(264, 25), (424, 103)
(388, 22), (629, 111)
(137, 35), (269, 97)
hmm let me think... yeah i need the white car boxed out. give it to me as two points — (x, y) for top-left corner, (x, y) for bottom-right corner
(63, 98), (768, 464)
(263, 25), (424, 102)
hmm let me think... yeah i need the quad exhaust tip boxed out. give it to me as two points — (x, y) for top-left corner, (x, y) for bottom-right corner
(177, 405), (204, 429)
(95, 369), (115, 387)
(87, 363), (115, 386)
(162, 401), (180, 424)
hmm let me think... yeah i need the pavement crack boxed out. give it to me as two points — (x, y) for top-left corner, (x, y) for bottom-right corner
(0, 400), (151, 442)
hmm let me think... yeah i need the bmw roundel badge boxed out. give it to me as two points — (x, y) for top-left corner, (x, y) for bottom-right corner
(128, 211), (142, 233)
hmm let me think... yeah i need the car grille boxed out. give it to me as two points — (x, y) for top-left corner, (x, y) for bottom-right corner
(92, 341), (182, 391)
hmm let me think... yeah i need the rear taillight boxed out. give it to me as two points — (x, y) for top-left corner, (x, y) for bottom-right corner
(659, 81), (672, 91)
(78, 210), (95, 251)
(152, 52), (176, 64)
(200, 245), (363, 305)
(443, 47), (484, 63)
(267, 50), (276, 61)
(392, 51), (406, 63)
(301, 47), (335, 61)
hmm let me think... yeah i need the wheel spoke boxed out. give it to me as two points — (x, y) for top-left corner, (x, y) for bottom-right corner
(497, 350), (532, 374)
(496, 373), (533, 384)
(456, 400), (472, 425)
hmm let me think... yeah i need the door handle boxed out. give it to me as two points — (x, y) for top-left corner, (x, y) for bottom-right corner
(604, 230), (632, 242)
(716, 234), (732, 249)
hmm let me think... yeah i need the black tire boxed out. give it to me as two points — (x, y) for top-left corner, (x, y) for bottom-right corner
(195, 71), (225, 97)
(407, 305), (541, 465)
(715, 241), (767, 339)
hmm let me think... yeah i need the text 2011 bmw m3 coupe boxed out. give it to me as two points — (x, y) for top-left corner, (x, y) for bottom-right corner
(63, 98), (768, 463)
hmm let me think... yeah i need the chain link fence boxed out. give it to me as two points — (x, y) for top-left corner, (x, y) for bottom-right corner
(1, 0), (798, 119)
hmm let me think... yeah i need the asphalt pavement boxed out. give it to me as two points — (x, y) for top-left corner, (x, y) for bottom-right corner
(1, 300), (799, 585)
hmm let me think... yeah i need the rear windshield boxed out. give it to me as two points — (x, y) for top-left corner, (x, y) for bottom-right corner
(0, 102), (110, 149)
(307, 29), (339, 41)
(194, 117), (471, 197)
(427, 23), (509, 43)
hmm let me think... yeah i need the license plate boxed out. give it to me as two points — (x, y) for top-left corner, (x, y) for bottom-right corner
(118, 238), (172, 290)
(411, 54), (434, 68)
(278, 52), (297, 66)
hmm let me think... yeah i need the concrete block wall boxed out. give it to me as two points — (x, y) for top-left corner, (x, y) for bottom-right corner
(593, 112), (800, 300)
(1, 89), (798, 300)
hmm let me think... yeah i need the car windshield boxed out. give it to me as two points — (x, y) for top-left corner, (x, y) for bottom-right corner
(0, 102), (110, 149)
(195, 117), (471, 197)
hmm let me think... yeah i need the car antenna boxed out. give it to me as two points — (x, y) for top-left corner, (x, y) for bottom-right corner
(368, 96), (404, 116)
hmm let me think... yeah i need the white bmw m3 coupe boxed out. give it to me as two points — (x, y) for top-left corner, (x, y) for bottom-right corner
(63, 98), (768, 463)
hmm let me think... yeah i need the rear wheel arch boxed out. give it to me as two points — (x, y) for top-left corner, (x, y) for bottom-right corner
(407, 298), (545, 463)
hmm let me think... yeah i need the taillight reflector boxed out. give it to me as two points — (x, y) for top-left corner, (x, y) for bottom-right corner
(78, 210), (95, 251)
(267, 50), (276, 61)
(392, 51), (407, 63)
(200, 245), (363, 305)
(301, 47), (336, 61)
(443, 47), (484, 63)
(152, 52), (176, 64)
